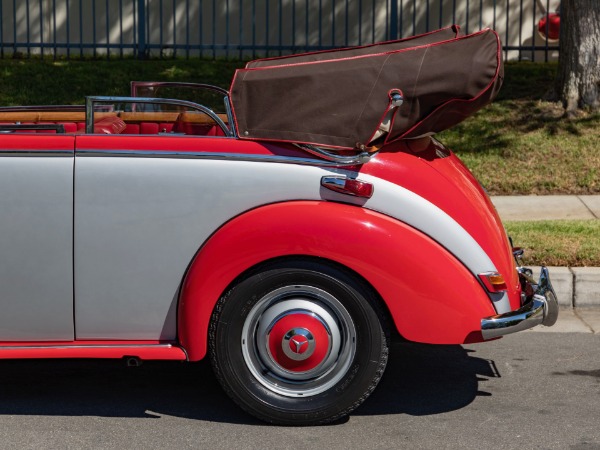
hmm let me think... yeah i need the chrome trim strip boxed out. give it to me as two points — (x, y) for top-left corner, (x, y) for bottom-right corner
(295, 144), (373, 165)
(0, 343), (176, 350)
(75, 149), (359, 167)
(0, 150), (73, 157)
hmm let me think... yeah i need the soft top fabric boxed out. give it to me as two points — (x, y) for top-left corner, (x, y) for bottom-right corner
(230, 27), (503, 151)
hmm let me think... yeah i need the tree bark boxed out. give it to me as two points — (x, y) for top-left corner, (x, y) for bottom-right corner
(555, 0), (600, 112)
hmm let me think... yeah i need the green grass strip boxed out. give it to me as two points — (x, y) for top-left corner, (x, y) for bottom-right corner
(505, 220), (600, 267)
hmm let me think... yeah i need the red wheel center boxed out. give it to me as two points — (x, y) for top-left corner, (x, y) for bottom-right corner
(267, 313), (330, 373)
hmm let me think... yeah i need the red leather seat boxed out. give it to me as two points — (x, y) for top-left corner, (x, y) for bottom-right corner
(93, 116), (127, 134)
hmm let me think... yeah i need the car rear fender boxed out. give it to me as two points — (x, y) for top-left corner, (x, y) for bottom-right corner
(178, 201), (497, 361)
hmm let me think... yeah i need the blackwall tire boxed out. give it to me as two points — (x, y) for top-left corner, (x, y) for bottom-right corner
(209, 259), (389, 425)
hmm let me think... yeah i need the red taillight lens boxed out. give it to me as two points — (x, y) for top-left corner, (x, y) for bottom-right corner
(321, 176), (374, 198)
(479, 272), (508, 292)
(343, 179), (374, 198)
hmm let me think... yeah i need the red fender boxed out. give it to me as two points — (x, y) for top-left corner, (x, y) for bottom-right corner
(178, 201), (496, 361)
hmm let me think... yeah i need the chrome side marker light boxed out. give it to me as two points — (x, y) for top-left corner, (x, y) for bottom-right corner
(321, 176), (374, 199)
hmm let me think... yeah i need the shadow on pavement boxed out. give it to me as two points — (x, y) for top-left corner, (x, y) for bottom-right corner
(0, 358), (256, 425)
(356, 340), (500, 417)
(0, 340), (499, 424)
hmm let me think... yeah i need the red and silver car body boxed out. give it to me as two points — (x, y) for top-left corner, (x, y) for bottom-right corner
(0, 79), (557, 425)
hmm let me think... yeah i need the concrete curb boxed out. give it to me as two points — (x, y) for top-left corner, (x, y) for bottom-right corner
(530, 266), (600, 308)
(528, 266), (600, 334)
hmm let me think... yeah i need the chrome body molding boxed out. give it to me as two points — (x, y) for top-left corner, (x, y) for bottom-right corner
(0, 149), (73, 157)
(481, 267), (559, 339)
(75, 149), (364, 167)
(295, 144), (373, 165)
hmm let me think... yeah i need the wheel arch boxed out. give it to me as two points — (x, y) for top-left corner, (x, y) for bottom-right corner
(178, 200), (496, 361)
(215, 253), (395, 335)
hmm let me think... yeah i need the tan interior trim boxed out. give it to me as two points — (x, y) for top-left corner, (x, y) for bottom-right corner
(0, 111), (229, 124)
(0, 111), (116, 122)
(120, 112), (229, 124)
(177, 112), (229, 124)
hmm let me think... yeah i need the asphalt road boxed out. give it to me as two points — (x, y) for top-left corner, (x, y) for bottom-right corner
(0, 332), (598, 449)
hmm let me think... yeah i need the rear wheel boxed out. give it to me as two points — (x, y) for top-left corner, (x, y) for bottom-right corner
(209, 260), (389, 425)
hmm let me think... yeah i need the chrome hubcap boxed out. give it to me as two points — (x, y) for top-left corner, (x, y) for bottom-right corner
(241, 285), (356, 397)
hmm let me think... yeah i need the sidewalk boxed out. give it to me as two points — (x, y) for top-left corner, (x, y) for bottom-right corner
(490, 195), (600, 333)
(491, 195), (600, 221)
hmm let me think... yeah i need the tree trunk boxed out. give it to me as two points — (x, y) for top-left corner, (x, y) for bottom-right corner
(555, 0), (600, 112)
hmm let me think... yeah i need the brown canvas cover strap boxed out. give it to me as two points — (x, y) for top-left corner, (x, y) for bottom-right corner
(230, 27), (503, 151)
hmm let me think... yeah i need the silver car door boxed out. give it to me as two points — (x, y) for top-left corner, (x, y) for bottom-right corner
(0, 135), (74, 341)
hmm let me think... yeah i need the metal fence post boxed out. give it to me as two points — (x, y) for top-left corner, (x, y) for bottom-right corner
(389, 0), (398, 40)
(137, 0), (147, 58)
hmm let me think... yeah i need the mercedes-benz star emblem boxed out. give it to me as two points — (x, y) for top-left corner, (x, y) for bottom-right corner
(282, 328), (316, 361)
(290, 335), (309, 354)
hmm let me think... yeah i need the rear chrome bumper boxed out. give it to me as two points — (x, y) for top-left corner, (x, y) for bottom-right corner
(481, 267), (559, 340)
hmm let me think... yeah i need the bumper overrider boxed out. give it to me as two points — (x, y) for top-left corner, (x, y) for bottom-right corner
(481, 267), (559, 340)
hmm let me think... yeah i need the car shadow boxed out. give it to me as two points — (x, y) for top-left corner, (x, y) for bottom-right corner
(0, 358), (257, 425)
(356, 340), (500, 417)
(0, 340), (499, 424)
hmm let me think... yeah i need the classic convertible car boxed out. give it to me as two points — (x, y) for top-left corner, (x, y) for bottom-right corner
(0, 27), (557, 425)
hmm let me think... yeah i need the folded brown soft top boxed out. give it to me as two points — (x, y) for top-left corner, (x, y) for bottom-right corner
(230, 27), (503, 151)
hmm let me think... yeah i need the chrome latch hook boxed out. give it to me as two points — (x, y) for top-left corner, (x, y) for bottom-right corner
(390, 89), (404, 107)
